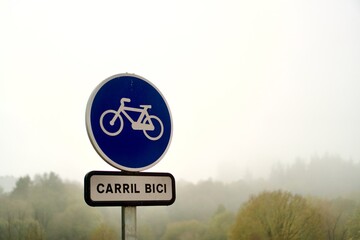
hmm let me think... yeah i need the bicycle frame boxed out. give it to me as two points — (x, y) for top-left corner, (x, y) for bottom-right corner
(100, 97), (163, 140)
(113, 99), (154, 131)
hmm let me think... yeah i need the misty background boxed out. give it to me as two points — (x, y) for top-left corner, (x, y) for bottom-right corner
(1, 154), (360, 239)
(1, 0), (360, 183)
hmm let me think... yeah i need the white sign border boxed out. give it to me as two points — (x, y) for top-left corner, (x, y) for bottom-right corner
(85, 73), (173, 172)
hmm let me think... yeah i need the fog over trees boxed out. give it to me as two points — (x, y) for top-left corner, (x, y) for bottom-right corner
(1, 154), (360, 239)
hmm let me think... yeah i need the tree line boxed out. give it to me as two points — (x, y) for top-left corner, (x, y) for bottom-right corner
(0, 155), (360, 239)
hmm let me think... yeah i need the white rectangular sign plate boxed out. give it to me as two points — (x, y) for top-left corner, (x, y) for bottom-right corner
(84, 171), (176, 206)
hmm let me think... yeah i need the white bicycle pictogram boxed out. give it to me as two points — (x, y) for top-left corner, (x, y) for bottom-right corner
(100, 97), (164, 141)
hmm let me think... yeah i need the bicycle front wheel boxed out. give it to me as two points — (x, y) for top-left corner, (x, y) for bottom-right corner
(100, 110), (124, 136)
(143, 115), (164, 141)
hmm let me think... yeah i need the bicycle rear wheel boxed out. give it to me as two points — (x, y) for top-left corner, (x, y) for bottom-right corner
(143, 116), (163, 141)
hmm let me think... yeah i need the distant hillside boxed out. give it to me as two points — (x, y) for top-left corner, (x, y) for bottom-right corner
(0, 176), (17, 192)
(268, 154), (360, 198)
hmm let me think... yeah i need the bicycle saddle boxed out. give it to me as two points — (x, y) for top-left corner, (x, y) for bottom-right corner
(140, 105), (152, 109)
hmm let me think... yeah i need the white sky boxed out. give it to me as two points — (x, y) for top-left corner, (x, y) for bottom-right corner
(1, 0), (360, 182)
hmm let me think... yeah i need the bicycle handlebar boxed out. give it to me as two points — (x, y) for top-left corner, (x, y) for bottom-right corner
(121, 98), (131, 103)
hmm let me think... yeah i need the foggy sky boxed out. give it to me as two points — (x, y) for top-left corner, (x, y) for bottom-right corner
(1, 0), (360, 182)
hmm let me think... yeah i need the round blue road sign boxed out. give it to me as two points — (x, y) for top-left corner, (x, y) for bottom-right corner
(86, 73), (172, 172)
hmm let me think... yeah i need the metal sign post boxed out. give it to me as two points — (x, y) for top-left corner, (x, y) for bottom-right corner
(84, 74), (175, 240)
(122, 206), (136, 240)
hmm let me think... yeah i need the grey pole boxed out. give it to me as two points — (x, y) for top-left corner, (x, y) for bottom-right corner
(122, 206), (137, 240)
